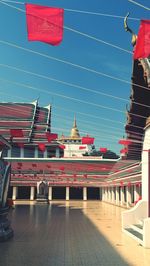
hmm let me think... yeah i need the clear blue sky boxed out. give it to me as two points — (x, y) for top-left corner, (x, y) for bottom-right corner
(0, 0), (149, 154)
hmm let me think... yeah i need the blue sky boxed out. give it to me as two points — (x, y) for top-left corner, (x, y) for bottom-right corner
(0, 0), (149, 154)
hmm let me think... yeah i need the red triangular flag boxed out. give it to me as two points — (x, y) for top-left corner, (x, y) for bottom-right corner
(134, 20), (150, 59)
(25, 4), (64, 46)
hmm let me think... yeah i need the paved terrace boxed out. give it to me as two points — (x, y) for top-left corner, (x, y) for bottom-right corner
(0, 201), (150, 266)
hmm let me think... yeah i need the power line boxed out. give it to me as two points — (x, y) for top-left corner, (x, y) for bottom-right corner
(128, 0), (150, 11)
(0, 1), (133, 55)
(1, 40), (149, 93)
(0, 0), (141, 20)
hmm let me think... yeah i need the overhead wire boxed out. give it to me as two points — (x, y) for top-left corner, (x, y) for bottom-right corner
(0, 0), (149, 156)
(128, 0), (150, 11)
(1, 39), (150, 94)
(0, 0), (141, 20)
(0, 0), (132, 55)
(0, 76), (149, 121)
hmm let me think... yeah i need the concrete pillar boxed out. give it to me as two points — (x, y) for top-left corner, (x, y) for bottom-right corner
(12, 186), (18, 200)
(48, 187), (52, 201)
(116, 186), (120, 205)
(30, 186), (35, 200)
(20, 147), (24, 158)
(7, 148), (11, 157)
(55, 148), (60, 158)
(111, 187), (115, 203)
(44, 149), (47, 158)
(126, 186), (132, 208)
(121, 186), (125, 206)
(34, 146), (38, 158)
(134, 184), (140, 202)
(66, 187), (69, 201)
(83, 187), (87, 201)
(131, 185), (134, 203)
(99, 187), (102, 200)
(108, 187), (111, 202)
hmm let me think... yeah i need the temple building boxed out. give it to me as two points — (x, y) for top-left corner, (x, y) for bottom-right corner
(57, 116), (94, 157)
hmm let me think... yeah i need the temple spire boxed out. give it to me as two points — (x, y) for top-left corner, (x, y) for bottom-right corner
(70, 115), (80, 138)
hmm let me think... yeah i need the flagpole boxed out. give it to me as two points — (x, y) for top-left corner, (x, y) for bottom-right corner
(128, 0), (150, 11)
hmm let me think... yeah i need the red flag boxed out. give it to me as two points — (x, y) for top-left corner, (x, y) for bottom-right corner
(120, 148), (128, 154)
(134, 20), (150, 59)
(10, 129), (23, 137)
(25, 4), (64, 46)
(82, 137), (94, 145)
(118, 139), (132, 145)
(59, 144), (65, 149)
(46, 132), (58, 142)
(79, 146), (86, 150)
(99, 147), (107, 153)
(38, 143), (46, 152)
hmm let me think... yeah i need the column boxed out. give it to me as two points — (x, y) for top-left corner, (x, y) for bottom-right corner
(48, 187), (52, 201)
(66, 187), (69, 201)
(7, 148), (11, 157)
(111, 187), (115, 204)
(116, 186), (120, 205)
(121, 186), (125, 206)
(44, 149), (47, 158)
(30, 186), (35, 200)
(131, 185), (134, 204)
(126, 186), (132, 208)
(55, 148), (60, 158)
(34, 146), (38, 158)
(108, 187), (111, 202)
(134, 184), (139, 202)
(20, 147), (24, 158)
(83, 187), (87, 201)
(99, 187), (102, 200)
(12, 186), (18, 200)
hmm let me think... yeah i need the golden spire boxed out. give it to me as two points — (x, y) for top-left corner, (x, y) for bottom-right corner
(70, 115), (80, 138)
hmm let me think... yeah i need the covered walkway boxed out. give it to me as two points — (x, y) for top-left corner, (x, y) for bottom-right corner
(0, 201), (150, 266)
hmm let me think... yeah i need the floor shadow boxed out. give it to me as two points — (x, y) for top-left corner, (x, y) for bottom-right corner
(0, 204), (129, 266)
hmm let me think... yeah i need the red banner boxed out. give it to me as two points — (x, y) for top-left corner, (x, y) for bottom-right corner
(46, 132), (58, 142)
(38, 143), (46, 152)
(134, 20), (150, 59)
(118, 139), (132, 145)
(82, 137), (94, 145)
(25, 4), (64, 46)
(99, 147), (107, 153)
(79, 146), (86, 150)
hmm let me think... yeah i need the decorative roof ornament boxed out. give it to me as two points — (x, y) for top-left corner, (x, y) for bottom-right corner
(70, 115), (80, 138)
(124, 12), (137, 46)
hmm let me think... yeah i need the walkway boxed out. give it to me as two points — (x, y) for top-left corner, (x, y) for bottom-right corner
(0, 201), (150, 266)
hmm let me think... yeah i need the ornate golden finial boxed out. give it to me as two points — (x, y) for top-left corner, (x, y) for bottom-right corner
(124, 12), (137, 46)
(70, 115), (80, 138)
(73, 114), (77, 128)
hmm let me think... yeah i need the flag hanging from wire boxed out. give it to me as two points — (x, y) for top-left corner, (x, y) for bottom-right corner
(82, 137), (94, 145)
(134, 20), (150, 59)
(25, 3), (64, 46)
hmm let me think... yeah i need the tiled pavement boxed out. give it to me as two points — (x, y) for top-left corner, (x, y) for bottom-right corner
(0, 201), (150, 266)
